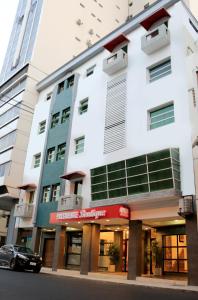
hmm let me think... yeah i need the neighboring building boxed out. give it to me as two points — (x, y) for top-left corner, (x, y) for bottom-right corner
(14, 0), (198, 286)
(0, 211), (8, 246)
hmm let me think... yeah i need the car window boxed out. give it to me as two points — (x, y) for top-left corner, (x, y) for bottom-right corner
(14, 246), (33, 254)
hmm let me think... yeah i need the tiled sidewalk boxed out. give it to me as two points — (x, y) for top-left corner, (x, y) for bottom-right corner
(41, 268), (198, 292)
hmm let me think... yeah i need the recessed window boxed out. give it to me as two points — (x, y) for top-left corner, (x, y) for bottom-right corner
(57, 81), (65, 94)
(129, 2), (133, 7)
(51, 183), (60, 201)
(46, 147), (55, 164)
(51, 112), (60, 128)
(149, 59), (171, 83)
(97, 18), (102, 23)
(46, 92), (52, 101)
(61, 107), (70, 123)
(42, 186), (51, 203)
(38, 120), (46, 134)
(150, 103), (175, 130)
(56, 143), (66, 160)
(86, 65), (96, 77)
(79, 98), (88, 115)
(75, 136), (85, 154)
(80, 3), (85, 8)
(33, 153), (41, 168)
(66, 75), (74, 88)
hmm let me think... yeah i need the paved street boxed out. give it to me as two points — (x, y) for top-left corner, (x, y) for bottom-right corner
(0, 268), (197, 300)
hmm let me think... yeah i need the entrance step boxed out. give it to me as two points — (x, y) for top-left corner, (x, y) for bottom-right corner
(136, 276), (187, 286)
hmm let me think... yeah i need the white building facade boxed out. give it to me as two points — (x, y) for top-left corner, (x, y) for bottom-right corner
(13, 0), (198, 285)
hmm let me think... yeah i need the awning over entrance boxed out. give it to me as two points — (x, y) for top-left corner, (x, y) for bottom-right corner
(50, 205), (129, 225)
(140, 8), (170, 31)
(60, 171), (86, 181)
(17, 183), (37, 190)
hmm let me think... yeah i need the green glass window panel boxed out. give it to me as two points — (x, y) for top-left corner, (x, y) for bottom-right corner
(148, 159), (171, 172)
(174, 180), (181, 190)
(150, 179), (174, 191)
(108, 169), (126, 181)
(91, 183), (107, 193)
(126, 155), (146, 167)
(149, 59), (171, 82)
(173, 169), (180, 181)
(92, 191), (108, 201)
(108, 179), (126, 190)
(109, 188), (127, 198)
(147, 149), (170, 162)
(127, 164), (147, 177)
(149, 168), (172, 182)
(91, 166), (106, 176)
(107, 160), (125, 172)
(151, 111), (174, 123)
(150, 104), (173, 118)
(127, 174), (148, 186)
(150, 117), (174, 129)
(91, 174), (107, 184)
(128, 184), (149, 195)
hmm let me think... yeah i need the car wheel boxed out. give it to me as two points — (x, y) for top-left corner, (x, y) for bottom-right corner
(33, 267), (41, 273)
(10, 259), (17, 271)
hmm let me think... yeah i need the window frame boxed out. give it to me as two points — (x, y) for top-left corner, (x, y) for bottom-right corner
(148, 58), (172, 83)
(75, 136), (85, 154)
(33, 153), (41, 168)
(79, 98), (88, 115)
(42, 186), (51, 203)
(86, 65), (96, 77)
(51, 183), (61, 201)
(46, 147), (56, 164)
(56, 143), (66, 161)
(38, 120), (46, 134)
(61, 107), (70, 123)
(149, 102), (175, 130)
(51, 112), (60, 128)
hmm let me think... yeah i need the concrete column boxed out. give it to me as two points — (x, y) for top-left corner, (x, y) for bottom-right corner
(31, 227), (41, 253)
(80, 223), (100, 275)
(186, 214), (198, 286)
(6, 205), (16, 244)
(52, 226), (66, 271)
(127, 220), (142, 280)
(114, 231), (123, 272)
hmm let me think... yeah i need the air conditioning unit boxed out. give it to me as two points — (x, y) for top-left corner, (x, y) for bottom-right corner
(178, 196), (193, 217)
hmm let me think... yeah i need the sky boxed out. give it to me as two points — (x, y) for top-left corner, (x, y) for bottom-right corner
(0, 0), (197, 72)
(0, 0), (18, 71)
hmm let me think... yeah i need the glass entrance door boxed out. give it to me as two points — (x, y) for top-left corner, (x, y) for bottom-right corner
(163, 235), (188, 273)
(66, 232), (82, 269)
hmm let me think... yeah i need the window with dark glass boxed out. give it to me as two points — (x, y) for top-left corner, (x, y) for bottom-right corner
(66, 75), (74, 88)
(42, 186), (51, 203)
(79, 98), (88, 114)
(61, 107), (70, 123)
(51, 183), (60, 201)
(51, 112), (60, 128)
(46, 147), (55, 164)
(56, 143), (66, 160)
(57, 81), (65, 94)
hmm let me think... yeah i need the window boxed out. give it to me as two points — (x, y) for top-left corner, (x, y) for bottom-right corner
(61, 107), (70, 123)
(150, 104), (174, 130)
(51, 112), (60, 128)
(38, 120), (46, 134)
(46, 92), (52, 101)
(79, 98), (88, 115)
(0, 130), (16, 152)
(107, 54), (117, 64)
(51, 183), (60, 201)
(75, 137), (85, 154)
(149, 59), (171, 82)
(86, 65), (96, 77)
(0, 161), (10, 177)
(56, 143), (66, 160)
(66, 75), (74, 88)
(33, 153), (41, 168)
(189, 19), (198, 33)
(57, 81), (65, 94)
(0, 103), (21, 128)
(42, 186), (51, 203)
(46, 147), (55, 164)
(144, 3), (149, 9)
(29, 191), (34, 204)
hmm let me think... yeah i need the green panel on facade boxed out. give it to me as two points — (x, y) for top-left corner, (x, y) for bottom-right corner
(37, 202), (57, 227)
(91, 148), (180, 201)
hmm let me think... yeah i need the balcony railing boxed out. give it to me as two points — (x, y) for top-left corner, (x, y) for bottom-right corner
(58, 194), (83, 211)
(141, 24), (170, 55)
(103, 49), (128, 75)
(14, 203), (34, 218)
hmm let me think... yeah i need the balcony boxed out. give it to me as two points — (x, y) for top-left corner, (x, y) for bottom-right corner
(103, 49), (128, 75)
(141, 24), (170, 55)
(14, 203), (34, 218)
(58, 194), (83, 211)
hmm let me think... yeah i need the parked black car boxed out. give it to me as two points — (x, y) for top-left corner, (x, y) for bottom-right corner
(0, 244), (42, 273)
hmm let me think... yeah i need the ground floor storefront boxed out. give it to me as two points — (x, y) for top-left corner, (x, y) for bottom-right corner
(16, 204), (198, 286)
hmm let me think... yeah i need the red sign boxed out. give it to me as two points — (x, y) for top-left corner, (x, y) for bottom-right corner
(49, 205), (129, 224)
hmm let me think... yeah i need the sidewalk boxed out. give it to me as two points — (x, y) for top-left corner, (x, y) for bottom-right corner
(41, 268), (198, 292)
